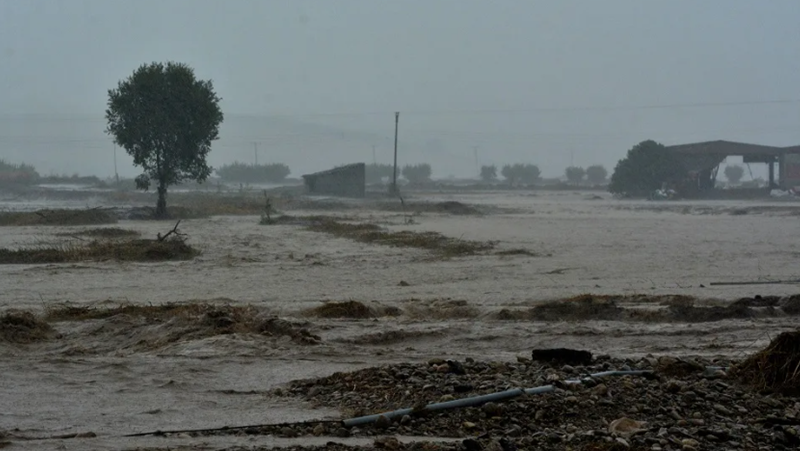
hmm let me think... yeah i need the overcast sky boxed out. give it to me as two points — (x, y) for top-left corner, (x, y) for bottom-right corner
(1, 0), (799, 178)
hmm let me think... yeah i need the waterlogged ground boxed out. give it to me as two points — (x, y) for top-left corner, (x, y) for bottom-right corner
(1, 190), (800, 450)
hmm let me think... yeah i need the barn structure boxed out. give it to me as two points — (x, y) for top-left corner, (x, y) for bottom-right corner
(666, 140), (800, 194)
(302, 163), (366, 198)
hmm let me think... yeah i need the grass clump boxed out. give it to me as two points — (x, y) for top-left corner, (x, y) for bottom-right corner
(305, 218), (494, 257)
(0, 312), (55, 343)
(0, 238), (197, 264)
(733, 330), (800, 394)
(0, 208), (117, 226)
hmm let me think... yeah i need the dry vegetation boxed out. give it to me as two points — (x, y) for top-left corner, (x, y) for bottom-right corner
(301, 217), (494, 257)
(0, 208), (117, 226)
(0, 237), (197, 264)
(733, 331), (800, 394)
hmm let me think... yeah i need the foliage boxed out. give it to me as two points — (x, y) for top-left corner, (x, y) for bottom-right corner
(105, 61), (224, 218)
(38, 173), (101, 185)
(565, 166), (586, 184)
(586, 165), (608, 185)
(402, 163), (433, 184)
(366, 163), (395, 184)
(216, 162), (290, 184)
(480, 165), (498, 182)
(0, 159), (39, 185)
(501, 163), (541, 186)
(608, 140), (686, 196)
(724, 164), (745, 184)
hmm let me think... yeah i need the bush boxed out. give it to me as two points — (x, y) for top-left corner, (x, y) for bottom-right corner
(609, 140), (686, 197)
(501, 163), (540, 186)
(402, 163), (432, 184)
(216, 162), (291, 184)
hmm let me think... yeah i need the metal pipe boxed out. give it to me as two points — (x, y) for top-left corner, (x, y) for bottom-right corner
(342, 369), (653, 427)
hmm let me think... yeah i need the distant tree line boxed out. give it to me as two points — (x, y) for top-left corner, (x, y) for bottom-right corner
(0, 159), (39, 185)
(215, 162), (291, 184)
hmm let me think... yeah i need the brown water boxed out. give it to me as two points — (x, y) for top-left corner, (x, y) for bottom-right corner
(1, 190), (799, 450)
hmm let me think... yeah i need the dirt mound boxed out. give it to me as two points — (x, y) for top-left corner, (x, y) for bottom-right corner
(0, 312), (55, 343)
(734, 330), (800, 394)
(304, 301), (377, 319)
(532, 295), (623, 321)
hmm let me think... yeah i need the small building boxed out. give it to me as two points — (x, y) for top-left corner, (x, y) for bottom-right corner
(302, 163), (366, 198)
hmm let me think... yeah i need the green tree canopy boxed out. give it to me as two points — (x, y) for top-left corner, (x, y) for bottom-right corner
(480, 164), (497, 182)
(565, 166), (585, 184)
(586, 165), (608, 185)
(366, 163), (394, 184)
(724, 164), (745, 184)
(402, 163), (433, 184)
(105, 61), (223, 218)
(608, 140), (686, 197)
(501, 163), (540, 186)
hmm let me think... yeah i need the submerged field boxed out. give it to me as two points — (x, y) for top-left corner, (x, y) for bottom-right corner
(1, 190), (799, 450)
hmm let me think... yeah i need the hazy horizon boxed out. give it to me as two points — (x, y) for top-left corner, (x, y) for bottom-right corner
(1, 0), (799, 180)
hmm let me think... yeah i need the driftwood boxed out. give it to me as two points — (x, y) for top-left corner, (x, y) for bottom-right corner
(157, 220), (186, 242)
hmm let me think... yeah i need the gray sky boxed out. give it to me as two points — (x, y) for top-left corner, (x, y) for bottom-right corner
(1, 0), (799, 179)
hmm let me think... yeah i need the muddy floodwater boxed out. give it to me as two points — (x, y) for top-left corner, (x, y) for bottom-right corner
(1, 190), (799, 450)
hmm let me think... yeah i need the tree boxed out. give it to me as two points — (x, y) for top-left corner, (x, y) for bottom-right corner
(608, 140), (686, 197)
(724, 165), (744, 184)
(402, 163), (432, 184)
(106, 62), (223, 218)
(501, 163), (540, 186)
(565, 166), (585, 185)
(586, 165), (608, 185)
(480, 165), (497, 183)
(365, 163), (394, 184)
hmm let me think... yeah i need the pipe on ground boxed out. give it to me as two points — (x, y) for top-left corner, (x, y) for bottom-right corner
(342, 369), (652, 427)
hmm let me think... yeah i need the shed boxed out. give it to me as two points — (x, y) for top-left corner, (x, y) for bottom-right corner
(302, 163), (366, 198)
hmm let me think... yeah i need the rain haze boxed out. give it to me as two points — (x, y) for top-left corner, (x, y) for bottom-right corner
(1, 0), (799, 178)
(6, 3), (800, 450)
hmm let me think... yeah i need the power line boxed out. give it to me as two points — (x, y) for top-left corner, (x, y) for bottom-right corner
(1, 98), (799, 120)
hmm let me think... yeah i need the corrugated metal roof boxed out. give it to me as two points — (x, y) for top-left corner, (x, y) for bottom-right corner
(666, 140), (787, 156)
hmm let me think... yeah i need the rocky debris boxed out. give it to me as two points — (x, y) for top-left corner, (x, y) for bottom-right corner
(207, 353), (800, 451)
(531, 348), (593, 366)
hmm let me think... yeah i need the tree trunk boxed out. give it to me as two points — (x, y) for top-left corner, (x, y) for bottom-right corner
(155, 183), (168, 219)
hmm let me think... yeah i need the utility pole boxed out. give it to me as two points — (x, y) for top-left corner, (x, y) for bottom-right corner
(253, 142), (260, 165)
(392, 112), (399, 195)
(113, 144), (119, 185)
